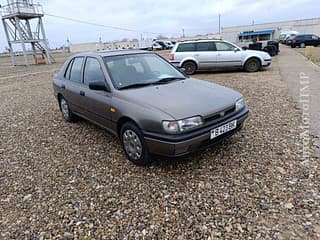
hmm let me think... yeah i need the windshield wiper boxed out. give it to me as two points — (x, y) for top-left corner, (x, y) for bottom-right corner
(118, 82), (153, 90)
(153, 77), (186, 84)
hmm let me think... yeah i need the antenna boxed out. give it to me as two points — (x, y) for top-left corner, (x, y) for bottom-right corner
(1, 0), (54, 66)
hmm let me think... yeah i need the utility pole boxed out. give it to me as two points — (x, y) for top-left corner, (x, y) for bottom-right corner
(218, 14), (221, 35)
(182, 28), (185, 38)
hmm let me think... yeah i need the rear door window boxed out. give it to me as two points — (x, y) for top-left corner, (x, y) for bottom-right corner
(69, 57), (84, 83)
(305, 35), (312, 40)
(176, 43), (196, 52)
(196, 42), (216, 51)
(83, 57), (105, 86)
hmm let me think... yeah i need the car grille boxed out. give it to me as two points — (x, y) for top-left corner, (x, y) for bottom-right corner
(203, 105), (236, 124)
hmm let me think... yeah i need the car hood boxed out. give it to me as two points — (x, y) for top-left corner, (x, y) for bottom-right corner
(117, 78), (242, 120)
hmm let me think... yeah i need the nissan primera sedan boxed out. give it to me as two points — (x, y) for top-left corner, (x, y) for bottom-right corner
(53, 50), (249, 165)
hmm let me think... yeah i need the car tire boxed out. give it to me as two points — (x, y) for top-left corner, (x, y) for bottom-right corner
(59, 96), (76, 122)
(120, 122), (151, 166)
(182, 61), (197, 75)
(244, 58), (261, 72)
(300, 43), (306, 48)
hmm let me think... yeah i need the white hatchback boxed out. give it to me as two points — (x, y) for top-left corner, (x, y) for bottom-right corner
(169, 40), (272, 74)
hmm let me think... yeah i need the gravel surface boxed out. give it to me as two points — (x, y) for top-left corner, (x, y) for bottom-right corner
(0, 52), (319, 239)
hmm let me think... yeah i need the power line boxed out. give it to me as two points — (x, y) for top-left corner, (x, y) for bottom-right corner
(44, 13), (163, 35)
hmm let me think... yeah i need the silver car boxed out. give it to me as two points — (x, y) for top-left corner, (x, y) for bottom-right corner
(169, 40), (272, 74)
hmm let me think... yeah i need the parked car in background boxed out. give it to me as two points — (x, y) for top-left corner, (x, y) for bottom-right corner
(53, 50), (249, 165)
(285, 35), (297, 45)
(290, 34), (320, 48)
(152, 42), (163, 50)
(156, 40), (171, 49)
(169, 40), (272, 74)
(278, 31), (299, 43)
(164, 41), (175, 49)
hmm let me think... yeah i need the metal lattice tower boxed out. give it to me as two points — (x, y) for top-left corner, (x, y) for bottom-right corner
(1, 0), (54, 66)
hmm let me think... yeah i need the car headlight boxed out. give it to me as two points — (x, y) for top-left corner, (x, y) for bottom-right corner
(162, 116), (203, 134)
(235, 98), (245, 112)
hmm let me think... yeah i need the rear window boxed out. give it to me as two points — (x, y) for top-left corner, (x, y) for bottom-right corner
(64, 59), (74, 79)
(176, 43), (196, 52)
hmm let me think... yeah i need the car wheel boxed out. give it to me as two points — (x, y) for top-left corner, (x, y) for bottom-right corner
(182, 61), (197, 75)
(244, 58), (261, 72)
(59, 96), (75, 122)
(300, 43), (306, 48)
(120, 122), (151, 166)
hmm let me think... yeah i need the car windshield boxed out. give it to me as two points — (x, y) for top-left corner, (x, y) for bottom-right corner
(103, 53), (185, 89)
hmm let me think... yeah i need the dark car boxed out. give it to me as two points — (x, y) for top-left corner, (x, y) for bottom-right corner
(290, 34), (320, 48)
(285, 35), (296, 45)
(53, 50), (249, 165)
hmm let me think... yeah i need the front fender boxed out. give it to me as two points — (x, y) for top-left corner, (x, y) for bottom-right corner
(111, 97), (175, 134)
(243, 54), (264, 66)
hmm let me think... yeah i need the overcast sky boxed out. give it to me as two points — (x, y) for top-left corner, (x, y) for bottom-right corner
(0, 0), (319, 50)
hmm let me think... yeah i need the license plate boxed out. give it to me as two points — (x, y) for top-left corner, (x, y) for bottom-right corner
(210, 120), (237, 139)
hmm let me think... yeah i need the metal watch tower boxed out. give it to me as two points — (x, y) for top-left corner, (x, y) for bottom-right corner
(1, 0), (54, 65)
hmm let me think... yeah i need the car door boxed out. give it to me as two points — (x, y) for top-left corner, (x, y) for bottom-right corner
(214, 41), (242, 67)
(311, 35), (320, 46)
(195, 42), (218, 69)
(62, 56), (86, 115)
(304, 35), (312, 46)
(79, 57), (113, 129)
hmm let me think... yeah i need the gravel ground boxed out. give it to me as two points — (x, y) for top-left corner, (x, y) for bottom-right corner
(0, 52), (319, 239)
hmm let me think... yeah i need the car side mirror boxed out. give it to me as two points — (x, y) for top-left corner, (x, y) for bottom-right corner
(234, 47), (240, 52)
(89, 81), (109, 91)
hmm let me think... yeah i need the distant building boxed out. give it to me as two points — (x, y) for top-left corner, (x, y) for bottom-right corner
(222, 18), (320, 43)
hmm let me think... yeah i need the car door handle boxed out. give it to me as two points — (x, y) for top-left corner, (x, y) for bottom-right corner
(194, 54), (200, 57)
(61, 84), (65, 89)
(80, 91), (85, 96)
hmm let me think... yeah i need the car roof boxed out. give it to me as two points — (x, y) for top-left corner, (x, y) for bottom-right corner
(72, 49), (150, 58)
(177, 39), (223, 44)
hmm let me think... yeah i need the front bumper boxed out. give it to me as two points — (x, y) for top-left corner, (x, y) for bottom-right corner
(143, 107), (249, 157)
(262, 59), (272, 67)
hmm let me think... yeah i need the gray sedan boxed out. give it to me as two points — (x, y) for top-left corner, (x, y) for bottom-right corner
(53, 50), (249, 165)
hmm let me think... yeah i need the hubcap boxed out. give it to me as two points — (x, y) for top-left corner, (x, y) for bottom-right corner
(60, 98), (69, 119)
(185, 63), (194, 74)
(248, 61), (257, 71)
(123, 130), (142, 160)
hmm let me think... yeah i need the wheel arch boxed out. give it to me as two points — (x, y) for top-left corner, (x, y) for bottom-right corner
(180, 57), (199, 68)
(57, 93), (63, 111)
(117, 116), (140, 137)
(244, 56), (262, 68)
